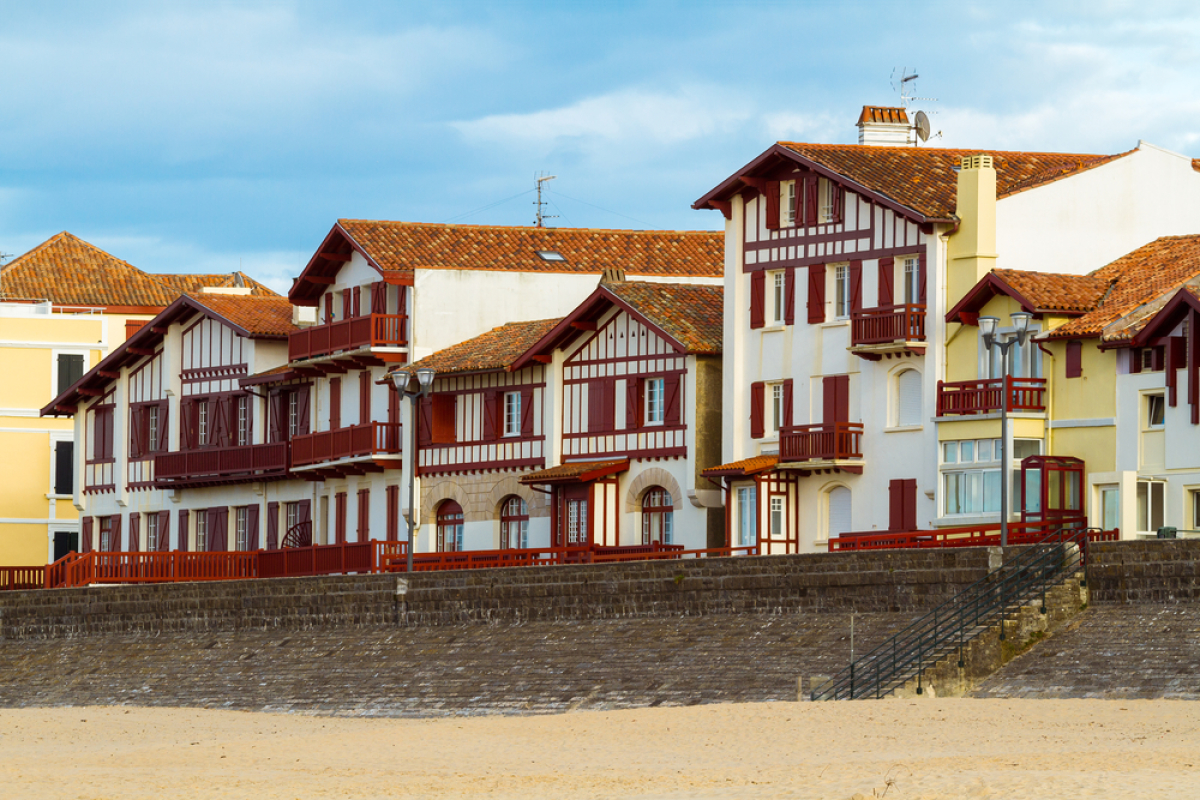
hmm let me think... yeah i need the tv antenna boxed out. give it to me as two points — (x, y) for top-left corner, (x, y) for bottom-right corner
(533, 172), (557, 228)
(890, 68), (942, 145)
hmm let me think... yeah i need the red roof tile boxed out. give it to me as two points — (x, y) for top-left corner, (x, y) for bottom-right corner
(990, 269), (1112, 314)
(856, 106), (909, 126)
(701, 454), (779, 478)
(186, 293), (298, 338)
(519, 459), (629, 484)
(406, 318), (563, 376)
(605, 281), (724, 354)
(154, 272), (276, 297)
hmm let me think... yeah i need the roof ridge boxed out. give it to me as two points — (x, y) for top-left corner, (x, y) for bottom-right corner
(337, 219), (720, 236)
(777, 141), (1118, 159)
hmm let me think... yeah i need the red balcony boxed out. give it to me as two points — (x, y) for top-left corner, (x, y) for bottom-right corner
(780, 422), (864, 462)
(289, 314), (408, 362)
(936, 376), (1047, 416)
(291, 422), (402, 469)
(155, 442), (290, 487)
(849, 304), (926, 359)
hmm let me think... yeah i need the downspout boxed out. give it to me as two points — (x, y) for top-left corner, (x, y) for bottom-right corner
(1036, 337), (1054, 457)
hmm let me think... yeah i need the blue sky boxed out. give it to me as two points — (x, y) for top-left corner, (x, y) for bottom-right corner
(1, 1), (1197, 293)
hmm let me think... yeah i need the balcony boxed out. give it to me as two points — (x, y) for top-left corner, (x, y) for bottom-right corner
(936, 376), (1047, 417)
(849, 304), (926, 359)
(155, 442), (290, 488)
(779, 422), (864, 473)
(289, 314), (408, 365)
(291, 421), (402, 477)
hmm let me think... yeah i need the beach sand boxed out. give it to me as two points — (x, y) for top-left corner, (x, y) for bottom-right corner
(1, 699), (1196, 799)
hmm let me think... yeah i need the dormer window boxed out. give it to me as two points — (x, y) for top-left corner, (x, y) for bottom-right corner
(536, 251), (566, 262)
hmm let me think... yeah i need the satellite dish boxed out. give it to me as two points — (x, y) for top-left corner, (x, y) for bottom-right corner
(914, 110), (931, 143)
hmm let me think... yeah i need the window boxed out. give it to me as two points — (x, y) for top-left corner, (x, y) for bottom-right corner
(56, 353), (85, 395)
(834, 265), (850, 319)
(984, 328), (1042, 379)
(1193, 489), (1200, 529)
(286, 502), (301, 535)
(504, 391), (521, 437)
(819, 179), (835, 223)
(146, 513), (160, 552)
(1137, 480), (1166, 533)
(288, 391), (299, 438)
(197, 400), (209, 446)
(436, 500), (464, 552)
(54, 440), (74, 495)
(147, 405), (160, 451)
(566, 498), (588, 545)
(772, 271), (785, 324)
(827, 487), (852, 538)
(236, 396), (250, 446)
(641, 488), (674, 545)
(500, 496), (529, 549)
(784, 181), (797, 225)
(196, 513), (208, 552)
(645, 377), (665, 425)
(536, 250), (566, 262)
(895, 370), (922, 427)
(941, 437), (1041, 516)
(902, 257), (920, 305)
(736, 486), (757, 547)
(1147, 394), (1166, 429)
(235, 507), (248, 551)
(1099, 486), (1120, 532)
(770, 496), (784, 538)
(771, 384), (784, 435)
(98, 516), (112, 552)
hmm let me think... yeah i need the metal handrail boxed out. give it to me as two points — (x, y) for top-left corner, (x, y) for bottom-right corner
(811, 526), (1101, 701)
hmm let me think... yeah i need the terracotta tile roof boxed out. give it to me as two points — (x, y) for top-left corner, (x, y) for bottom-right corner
(405, 318), (563, 376)
(0, 231), (281, 308)
(1193, 158), (1200, 173)
(336, 220), (723, 281)
(774, 143), (1131, 220)
(186, 293), (299, 338)
(519, 459), (629, 485)
(154, 272), (276, 296)
(1045, 235), (1200, 341)
(990, 269), (1111, 314)
(701, 454), (779, 478)
(857, 106), (909, 125)
(604, 281), (724, 354)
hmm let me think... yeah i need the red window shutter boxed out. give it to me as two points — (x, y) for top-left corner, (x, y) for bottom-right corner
(371, 282), (387, 314)
(520, 388), (535, 436)
(1065, 341), (1083, 378)
(664, 373), (683, 426)
(823, 375), (850, 424)
(589, 380), (612, 433)
(483, 391), (498, 440)
(878, 257), (895, 307)
(849, 260), (863, 312)
(129, 513), (140, 551)
(807, 264), (826, 324)
(765, 181), (781, 230)
(158, 400), (170, 452)
(129, 407), (143, 459)
(329, 378), (341, 430)
(296, 385), (311, 435)
(247, 504), (260, 550)
(418, 396), (433, 445)
(918, 252), (927, 303)
(213, 508), (229, 551)
(341, 288), (352, 319)
(335, 492), (347, 544)
(782, 379), (794, 428)
(902, 479), (917, 531)
(359, 369), (372, 424)
(177, 510), (189, 552)
(267, 502), (279, 550)
(830, 183), (844, 224)
(157, 510), (170, 551)
(323, 294), (333, 324)
(268, 392), (285, 443)
(81, 516), (93, 553)
(626, 378), (643, 431)
(888, 479), (918, 532)
(750, 381), (765, 439)
(357, 489), (370, 543)
(750, 271), (766, 329)
(1129, 348), (1142, 374)
(354, 286), (365, 318)
(298, 500), (311, 523)
(432, 394), (456, 443)
(111, 515), (123, 553)
(180, 400), (196, 450)
(386, 485), (399, 540)
(784, 267), (796, 325)
(1152, 346), (1166, 372)
(804, 178), (819, 226)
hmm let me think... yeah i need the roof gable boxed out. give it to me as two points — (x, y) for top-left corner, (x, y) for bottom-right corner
(948, 269), (1111, 323)
(406, 317), (563, 376)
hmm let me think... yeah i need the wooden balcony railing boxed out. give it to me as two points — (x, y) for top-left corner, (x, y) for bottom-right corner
(289, 313), (408, 361)
(827, 516), (1110, 552)
(936, 376), (1047, 416)
(291, 421), (402, 468)
(0, 566), (45, 591)
(155, 441), (290, 485)
(850, 303), (926, 346)
(780, 422), (864, 462)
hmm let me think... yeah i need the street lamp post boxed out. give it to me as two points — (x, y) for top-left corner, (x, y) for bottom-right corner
(977, 311), (1033, 547)
(389, 366), (436, 572)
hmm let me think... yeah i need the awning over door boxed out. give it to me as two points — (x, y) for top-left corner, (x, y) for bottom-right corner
(520, 459), (629, 485)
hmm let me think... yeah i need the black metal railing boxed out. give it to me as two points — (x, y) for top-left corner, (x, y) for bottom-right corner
(811, 526), (1101, 701)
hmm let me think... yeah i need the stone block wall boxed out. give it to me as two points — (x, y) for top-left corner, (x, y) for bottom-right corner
(1086, 539), (1200, 604)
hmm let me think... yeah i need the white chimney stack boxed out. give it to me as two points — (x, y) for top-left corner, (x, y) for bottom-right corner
(856, 106), (912, 146)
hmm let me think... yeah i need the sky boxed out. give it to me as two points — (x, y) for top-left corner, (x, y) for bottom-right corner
(1, 0), (1197, 294)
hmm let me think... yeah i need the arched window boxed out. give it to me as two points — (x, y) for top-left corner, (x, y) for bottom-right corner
(641, 487), (674, 545)
(895, 369), (922, 427)
(436, 500), (464, 552)
(827, 486), (852, 539)
(500, 496), (529, 549)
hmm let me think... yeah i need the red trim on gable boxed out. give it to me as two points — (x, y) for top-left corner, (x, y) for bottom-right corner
(945, 272), (1040, 325)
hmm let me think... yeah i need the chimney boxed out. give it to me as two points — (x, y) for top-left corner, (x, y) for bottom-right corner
(947, 154), (998, 309)
(856, 106), (911, 146)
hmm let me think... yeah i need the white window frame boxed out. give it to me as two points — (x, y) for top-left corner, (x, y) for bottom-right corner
(784, 181), (797, 226)
(770, 383), (784, 436)
(49, 430), (75, 499)
(1146, 393), (1166, 430)
(981, 326), (1043, 380)
(236, 396), (250, 446)
(1192, 488), (1200, 530)
(736, 486), (757, 547)
(1098, 484), (1120, 532)
(197, 400), (209, 446)
(770, 496), (784, 538)
(146, 513), (160, 551)
(772, 271), (785, 324)
(52, 349), (90, 399)
(834, 265), (850, 320)
(892, 368), (923, 429)
(288, 391), (299, 438)
(645, 377), (665, 426)
(940, 437), (1041, 517)
(902, 256), (920, 305)
(196, 513), (208, 552)
(235, 507), (248, 551)
(147, 404), (160, 452)
(819, 178), (835, 224)
(503, 391), (521, 437)
(826, 485), (852, 538)
(1136, 479), (1166, 534)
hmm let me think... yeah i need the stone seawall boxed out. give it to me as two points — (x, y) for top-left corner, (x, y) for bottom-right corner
(1086, 539), (1200, 604)
(0, 548), (999, 641)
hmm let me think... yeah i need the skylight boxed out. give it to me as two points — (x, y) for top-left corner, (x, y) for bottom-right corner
(536, 250), (566, 262)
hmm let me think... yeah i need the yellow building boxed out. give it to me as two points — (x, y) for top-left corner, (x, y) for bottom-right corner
(0, 232), (275, 565)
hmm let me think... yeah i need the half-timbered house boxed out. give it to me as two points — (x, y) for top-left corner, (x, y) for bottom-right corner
(694, 106), (1200, 550)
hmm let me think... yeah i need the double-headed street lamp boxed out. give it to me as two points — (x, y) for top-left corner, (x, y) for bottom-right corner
(977, 311), (1033, 547)
(389, 366), (436, 572)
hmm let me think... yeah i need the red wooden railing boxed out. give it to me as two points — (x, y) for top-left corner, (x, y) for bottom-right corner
(0, 566), (45, 591)
(936, 376), (1047, 416)
(155, 442), (290, 484)
(850, 304), (926, 346)
(780, 422), (864, 462)
(289, 314), (408, 361)
(291, 422), (402, 468)
(827, 515), (1114, 552)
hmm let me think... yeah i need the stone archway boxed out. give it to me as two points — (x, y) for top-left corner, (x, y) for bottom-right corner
(420, 479), (472, 527)
(485, 474), (548, 518)
(624, 466), (685, 513)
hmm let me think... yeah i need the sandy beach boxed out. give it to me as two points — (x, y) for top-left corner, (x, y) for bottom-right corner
(1, 699), (1197, 799)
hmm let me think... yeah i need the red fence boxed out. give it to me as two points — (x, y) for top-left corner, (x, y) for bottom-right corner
(936, 376), (1047, 416)
(291, 422), (401, 467)
(155, 442), (290, 485)
(288, 314), (408, 361)
(0, 566), (45, 591)
(827, 516), (1116, 552)
(780, 422), (863, 462)
(851, 304), (926, 346)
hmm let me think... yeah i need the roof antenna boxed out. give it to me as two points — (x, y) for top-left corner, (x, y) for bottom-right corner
(889, 68), (942, 146)
(0, 251), (12, 299)
(534, 172), (557, 228)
